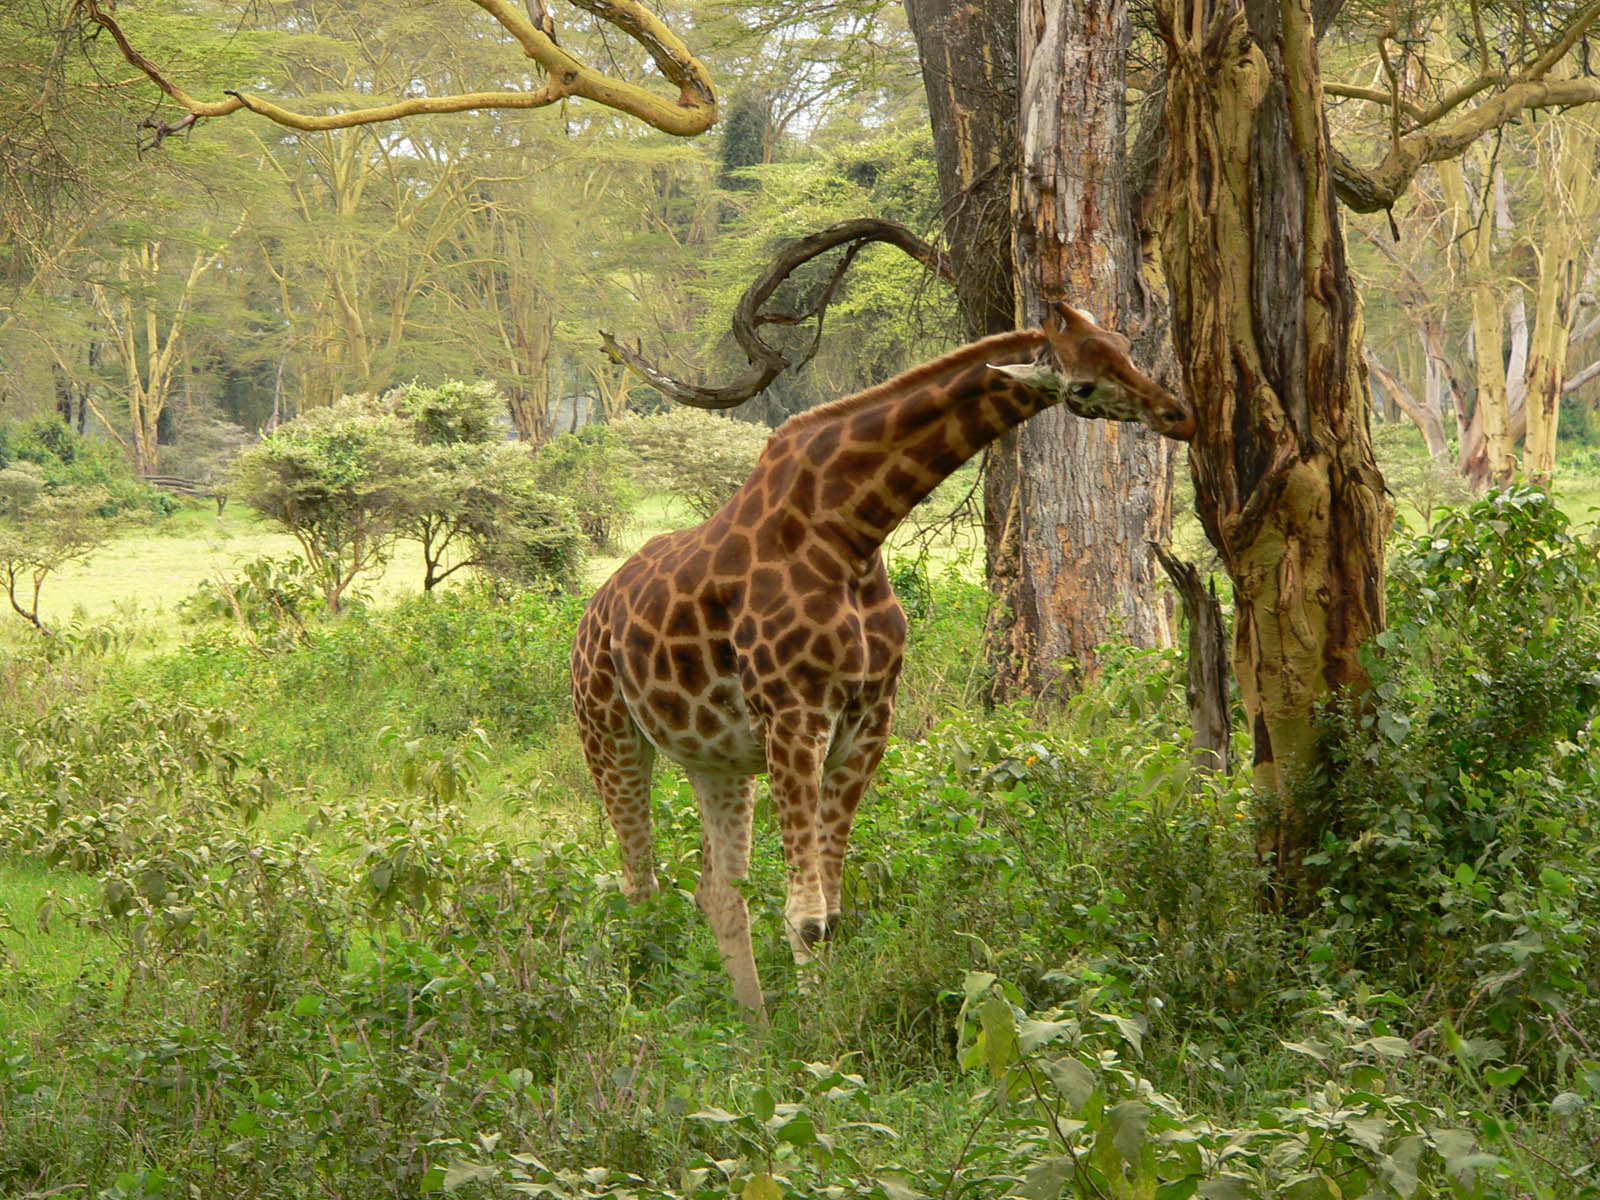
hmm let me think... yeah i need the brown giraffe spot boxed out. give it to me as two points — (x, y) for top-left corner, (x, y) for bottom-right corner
(651, 689), (691, 729)
(665, 601), (700, 638)
(712, 535), (750, 576)
(711, 641), (740, 676)
(803, 423), (840, 465)
(671, 645), (710, 695)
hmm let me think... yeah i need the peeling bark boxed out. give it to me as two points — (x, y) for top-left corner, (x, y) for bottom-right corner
(1158, 0), (1392, 892)
(996, 0), (1178, 696)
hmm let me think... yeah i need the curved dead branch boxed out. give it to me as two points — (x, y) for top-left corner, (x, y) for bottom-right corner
(599, 218), (956, 409)
(83, 0), (717, 141)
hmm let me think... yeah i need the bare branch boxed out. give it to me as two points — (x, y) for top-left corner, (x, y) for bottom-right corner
(600, 219), (956, 410)
(83, 0), (717, 139)
(1563, 357), (1600, 393)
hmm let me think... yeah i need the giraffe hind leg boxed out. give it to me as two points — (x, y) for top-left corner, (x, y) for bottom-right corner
(818, 700), (895, 937)
(686, 772), (763, 1012)
(575, 695), (659, 901)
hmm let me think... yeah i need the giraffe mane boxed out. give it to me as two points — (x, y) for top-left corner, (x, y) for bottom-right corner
(773, 328), (1047, 437)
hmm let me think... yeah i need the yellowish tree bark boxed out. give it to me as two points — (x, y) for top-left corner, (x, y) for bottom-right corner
(1524, 113), (1598, 481)
(87, 232), (234, 474)
(1438, 157), (1515, 489)
(1159, 0), (1392, 884)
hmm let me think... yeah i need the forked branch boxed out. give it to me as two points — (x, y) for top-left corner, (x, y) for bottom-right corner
(600, 219), (956, 409)
(82, 0), (717, 140)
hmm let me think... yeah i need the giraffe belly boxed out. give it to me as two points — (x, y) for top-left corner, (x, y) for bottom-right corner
(622, 671), (769, 777)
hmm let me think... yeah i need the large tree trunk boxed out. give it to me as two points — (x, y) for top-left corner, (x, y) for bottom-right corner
(1158, 0), (1391, 892)
(998, 0), (1177, 697)
(907, 0), (1176, 702)
(903, 0), (1025, 694)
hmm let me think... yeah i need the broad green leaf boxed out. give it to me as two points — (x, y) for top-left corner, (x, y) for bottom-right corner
(1093, 1011), (1144, 1057)
(1357, 1035), (1411, 1059)
(980, 995), (1018, 1077)
(1109, 1100), (1149, 1164)
(752, 1087), (775, 1122)
(1383, 1135), (1423, 1199)
(874, 1173), (925, 1200)
(1428, 1127), (1476, 1173)
(1340, 1114), (1389, 1153)
(743, 1172), (783, 1200)
(1484, 1064), (1526, 1088)
(1280, 1039), (1329, 1064)
(776, 1109), (816, 1147)
(1550, 1091), (1585, 1116)
(1012, 1155), (1073, 1199)
(1197, 1177), (1249, 1200)
(1018, 1018), (1074, 1053)
(1280, 1175), (1337, 1200)
(1044, 1057), (1097, 1111)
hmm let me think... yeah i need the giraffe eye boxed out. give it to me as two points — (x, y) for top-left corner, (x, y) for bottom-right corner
(1068, 381), (1096, 400)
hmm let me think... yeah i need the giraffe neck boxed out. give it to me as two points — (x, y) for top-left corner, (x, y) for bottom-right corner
(777, 330), (1056, 556)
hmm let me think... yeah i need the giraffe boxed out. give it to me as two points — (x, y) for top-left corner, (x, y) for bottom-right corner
(570, 303), (1194, 1012)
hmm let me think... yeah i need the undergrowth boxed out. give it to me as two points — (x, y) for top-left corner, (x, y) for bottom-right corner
(0, 493), (1596, 1198)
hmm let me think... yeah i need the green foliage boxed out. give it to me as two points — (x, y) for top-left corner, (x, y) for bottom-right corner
(1, 515), (1596, 1200)
(531, 425), (637, 549)
(1308, 487), (1600, 1069)
(0, 416), (172, 516)
(406, 440), (586, 594)
(179, 554), (318, 642)
(612, 408), (770, 519)
(143, 585), (581, 779)
(390, 379), (504, 446)
(0, 463), (126, 632)
(228, 398), (423, 612)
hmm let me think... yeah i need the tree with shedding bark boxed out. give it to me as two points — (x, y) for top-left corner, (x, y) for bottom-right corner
(906, 0), (1180, 699)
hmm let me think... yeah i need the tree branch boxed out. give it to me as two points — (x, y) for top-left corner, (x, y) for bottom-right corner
(83, 0), (717, 140)
(600, 218), (956, 410)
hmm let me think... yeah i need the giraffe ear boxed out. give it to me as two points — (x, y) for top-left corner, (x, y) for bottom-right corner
(1047, 302), (1101, 333)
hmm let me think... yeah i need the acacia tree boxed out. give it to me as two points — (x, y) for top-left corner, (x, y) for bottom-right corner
(86, 232), (237, 473)
(1157, 0), (1600, 884)
(904, 0), (1181, 696)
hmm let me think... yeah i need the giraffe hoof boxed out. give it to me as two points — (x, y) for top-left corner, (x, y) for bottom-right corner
(799, 918), (827, 948)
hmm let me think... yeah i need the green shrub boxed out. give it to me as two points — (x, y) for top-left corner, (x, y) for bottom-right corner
(611, 408), (769, 519)
(388, 379), (503, 446)
(1307, 487), (1600, 1069)
(531, 425), (636, 549)
(0, 416), (173, 515)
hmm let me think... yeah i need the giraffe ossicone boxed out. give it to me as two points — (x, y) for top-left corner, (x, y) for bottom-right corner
(570, 301), (1193, 1014)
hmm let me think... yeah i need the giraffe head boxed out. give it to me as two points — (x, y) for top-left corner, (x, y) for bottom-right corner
(995, 302), (1195, 441)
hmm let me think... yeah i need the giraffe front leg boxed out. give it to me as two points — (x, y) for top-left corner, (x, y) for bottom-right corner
(687, 773), (764, 1012)
(818, 700), (895, 937)
(766, 717), (832, 964)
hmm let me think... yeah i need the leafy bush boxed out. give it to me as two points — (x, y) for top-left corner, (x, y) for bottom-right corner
(1308, 487), (1600, 1069)
(228, 398), (424, 611)
(179, 555), (318, 641)
(531, 424), (637, 549)
(0, 416), (173, 515)
(389, 379), (504, 446)
(611, 408), (770, 519)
